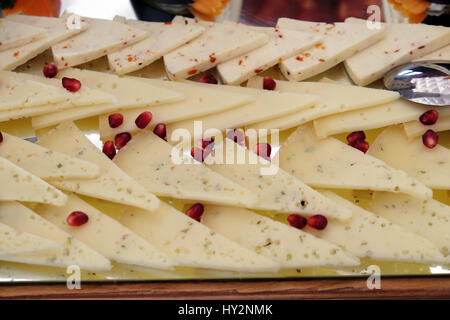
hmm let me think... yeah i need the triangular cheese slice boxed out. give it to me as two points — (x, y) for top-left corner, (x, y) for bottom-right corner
(0, 156), (67, 205)
(344, 17), (450, 86)
(37, 121), (160, 211)
(113, 131), (258, 207)
(246, 76), (399, 131)
(280, 124), (432, 198)
(99, 78), (254, 140)
(202, 205), (359, 268)
(108, 17), (204, 74)
(403, 115), (450, 139)
(164, 22), (269, 79)
(415, 44), (450, 61)
(0, 19), (46, 52)
(34, 193), (174, 269)
(0, 132), (100, 180)
(207, 140), (352, 220)
(217, 27), (322, 84)
(0, 202), (111, 271)
(371, 192), (450, 258)
(311, 191), (446, 263)
(278, 18), (386, 81)
(119, 202), (280, 272)
(1, 15), (88, 70)
(369, 126), (450, 189)
(52, 16), (148, 69)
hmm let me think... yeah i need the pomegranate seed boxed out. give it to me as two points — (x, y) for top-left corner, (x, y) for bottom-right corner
(62, 77), (81, 92)
(226, 129), (245, 146)
(108, 113), (123, 128)
(350, 140), (369, 153)
(422, 130), (439, 149)
(67, 211), (89, 227)
(191, 147), (210, 162)
(287, 214), (307, 229)
(262, 77), (276, 90)
(135, 111), (152, 129)
(254, 143), (271, 160)
(201, 137), (215, 150)
(346, 131), (366, 145)
(200, 73), (218, 84)
(185, 203), (204, 222)
(307, 214), (328, 230)
(114, 132), (132, 149)
(102, 141), (116, 160)
(0, 131), (3, 143)
(419, 110), (439, 125)
(153, 123), (167, 140)
(42, 64), (58, 78)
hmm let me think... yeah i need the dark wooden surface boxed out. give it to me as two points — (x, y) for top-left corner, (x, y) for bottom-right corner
(1, 277), (449, 299)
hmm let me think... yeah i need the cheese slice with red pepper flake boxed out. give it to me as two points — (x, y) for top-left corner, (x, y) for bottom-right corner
(246, 76), (399, 131)
(414, 44), (450, 61)
(52, 17), (148, 69)
(368, 126), (450, 190)
(217, 27), (323, 84)
(371, 192), (450, 258)
(201, 205), (360, 268)
(278, 18), (386, 82)
(0, 15), (88, 71)
(403, 115), (450, 139)
(108, 17), (204, 74)
(34, 193), (175, 270)
(118, 202), (280, 272)
(36, 121), (161, 212)
(0, 19), (47, 52)
(279, 123), (433, 199)
(0, 202), (112, 271)
(163, 22), (269, 80)
(309, 191), (447, 264)
(344, 18), (450, 86)
(0, 156), (67, 206)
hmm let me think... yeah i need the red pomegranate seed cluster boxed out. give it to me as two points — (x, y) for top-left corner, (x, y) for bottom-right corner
(102, 141), (116, 160)
(226, 129), (246, 146)
(114, 132), (132, 149)
(253, 143), (272, 161)
(43, 64), (58, 78)
(419, 110), (438, 125)
(262, 77), (276, 90)
(185, 203), (204, 222)
(153, 123), (167, 140)
(0, 131), (3, 143)
(62, 77), (81, 92)
(422, 130), (439, 149)
(201, 137), (215, 150)
(200, 73), (218, 84)
(287, 213), (328, 230)
(346, 131), (369, 153)
(135, 111), (152, 129)
(108, 113), (123, 128)
(67, 211), (89, 226)
(287, 214), (307, 229)
(191, 146), (211, 163)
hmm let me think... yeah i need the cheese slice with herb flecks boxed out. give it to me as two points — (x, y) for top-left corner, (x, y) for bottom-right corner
(201, 205), (360, 268)
(34, 194), (174, 270)
(37, 121), (160, 212)
(414, 44), (450, 61)
(118, 202), (280, 272)
(0, 156), (67, 206)
(0, 19), (47, 52)
(0, 132), (99, 180)
(369, 126), (450, 190)
(0, 202), (111, 271)
(403, 115), (450, 139)
(279, 124), (433, 199)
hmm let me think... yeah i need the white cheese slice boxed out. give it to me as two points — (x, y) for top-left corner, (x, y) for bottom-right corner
(310, 191), (447, 263)
(119, 202), (280, 272)
(0, 132), (99, 180)
(217, 27), (322, 84)
(99, 78), (253, 140)
(34, 193), (174, 269)
(246, 76), (399, 131)
(113, 131), (258, 207)
(0, 156), (67, 205)
(414, 44), (450, 61)
(368, 126), (450, 190)
(313, 99), (450, 138)
(37, 121), (160, 212)
(403, 115), (450, 139)
(371, 192), (450, 257)
(108, 18), (204, 74)
(52, 17), (148, 69)
(171, 15), (214, 28)
(207, 140), (352, 220)
(344, 17), (450, 86)
(201, 205), (359, 268)
(1, 15), (88, 70)
(164, 23), (269, 79)
(278, 18), (386, 82)
(0, 202), (111, 271)
(0, 19), (46, 52)
(279, 124), (433, 199)
(167, 82), (318, 137)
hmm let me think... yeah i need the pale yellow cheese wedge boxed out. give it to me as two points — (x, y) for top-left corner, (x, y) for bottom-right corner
(37, 121), (160, 212)
(202, 205), (360, 268)
(369, 126), (450, 189)
(414, 44), (450, 61)
(279, 124), (433, 199)
(403, 115), (450, 139)
(0, 19), (46, 52)
(0, 156), (67, 206)
(0, 202), (111, 271)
